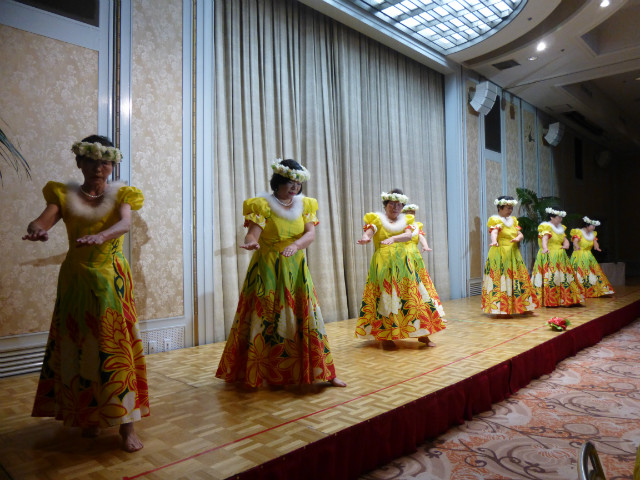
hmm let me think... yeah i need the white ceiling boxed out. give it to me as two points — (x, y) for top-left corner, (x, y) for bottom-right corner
(299, 0), (640, 154)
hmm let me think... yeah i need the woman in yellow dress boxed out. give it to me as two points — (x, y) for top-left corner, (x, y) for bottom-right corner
(23, 135), (148, 452)
(355, 190), (445, 349)
(531, 207), (585, 306)
(216, 159), (346, 388)
(401, 204), (445, 321)
(482, 196), (539, 315)
(570, 217), (615, 297)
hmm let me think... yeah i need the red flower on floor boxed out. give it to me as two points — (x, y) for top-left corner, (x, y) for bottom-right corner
(546, 316), (571, 331)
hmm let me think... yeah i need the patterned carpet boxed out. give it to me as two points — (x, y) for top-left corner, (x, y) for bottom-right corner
(361, 318), (640, 480)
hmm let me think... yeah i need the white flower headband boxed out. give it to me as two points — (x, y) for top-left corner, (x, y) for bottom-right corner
(494, 198), (518, 206)
(545, 207), (566, 217)
(381, 192), (409, 204)
(583, 216), (601, 226)
(271, 159), (311, 182)
(72, 141), (123, 163)
(402, 204), (419, 213)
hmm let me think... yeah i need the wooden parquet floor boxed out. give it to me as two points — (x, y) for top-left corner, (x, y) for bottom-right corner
(1, 286), (639, 480)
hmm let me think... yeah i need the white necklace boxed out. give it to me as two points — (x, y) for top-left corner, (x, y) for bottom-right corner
(80, 185), (104, 199)
(272, 193), (292, 207)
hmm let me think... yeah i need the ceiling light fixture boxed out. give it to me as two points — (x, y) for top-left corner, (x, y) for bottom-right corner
(536, 41), (546, 52)
(529, 56), (538, 61)
(600, 0), (610, 7)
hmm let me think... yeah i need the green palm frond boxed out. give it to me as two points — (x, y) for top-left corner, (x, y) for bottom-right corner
(516, 216), (539, 244)
(0, 125), (31, 182)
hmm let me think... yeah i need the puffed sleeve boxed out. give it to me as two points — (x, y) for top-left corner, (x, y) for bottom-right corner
(42, 181), (65, 207)
(416, 221), (426, 237)
(593, 230), (598, 239)
(404, 214), (416, 231)
(513, 216), (521, 230)
(487, 215), (503, 231)
(538, 223), (552, 238)
(302, 197), (319, 226)
(116, 186), (144, 211)
(363, 212), (380, 233)
(570, 228), (582, 241)
(243, 197), (270, 229)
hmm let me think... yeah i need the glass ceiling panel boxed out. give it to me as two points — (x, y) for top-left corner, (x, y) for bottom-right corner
(346, 0), (526, 54)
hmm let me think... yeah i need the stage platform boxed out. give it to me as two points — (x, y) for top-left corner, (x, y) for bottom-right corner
(1, 285), (640, 480)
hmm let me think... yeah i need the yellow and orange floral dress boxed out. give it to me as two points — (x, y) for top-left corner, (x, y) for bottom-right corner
(355, 213), (446, 340)
(406, 221), (445, 318)
(216, 194), (338, 387)
(32, 181), (149, 428)
(570, 228), (615, 297)
(531, 222), (584, 307)
(482, 215), (539, 314)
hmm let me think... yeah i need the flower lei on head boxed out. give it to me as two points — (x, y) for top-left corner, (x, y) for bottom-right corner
(381, 192), (409, 204)
(494, 198), (518, 206)
(546, 317), (571, 331)
(583, 216), (601, 226)
(402, 204), (419, 213)
(71, 141), (123, 163)
(271, 159), (311, 182)
(545, 207), (566, 217)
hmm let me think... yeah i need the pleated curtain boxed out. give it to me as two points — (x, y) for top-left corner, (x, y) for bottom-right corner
(211, 0), (449, 340)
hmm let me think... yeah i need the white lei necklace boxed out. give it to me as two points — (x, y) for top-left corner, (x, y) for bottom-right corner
(492, 214), (514, 228)
(260, 192), (304, 221)
(540, 221), (565, 235)
(377, 212), (407, 233)
(581, 228), (595, 241)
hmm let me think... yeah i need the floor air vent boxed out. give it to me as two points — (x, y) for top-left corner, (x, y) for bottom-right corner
(0, 346), (45, 378)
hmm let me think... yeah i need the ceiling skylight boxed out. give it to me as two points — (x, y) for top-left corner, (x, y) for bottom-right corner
(347, 0), (527, 54)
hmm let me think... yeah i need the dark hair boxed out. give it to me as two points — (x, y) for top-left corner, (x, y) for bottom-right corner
(75, 134), (116, 167)
(547, 206), (563, 221)
(81, 134), (113, 147)
(496, 195), (515, 211)
(383, 188), (405, 207)
(270, 159), (304, 195)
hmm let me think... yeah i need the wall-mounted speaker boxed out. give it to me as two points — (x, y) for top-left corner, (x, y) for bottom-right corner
(469, 81), (499, 115)
(544, 122), (564, 146)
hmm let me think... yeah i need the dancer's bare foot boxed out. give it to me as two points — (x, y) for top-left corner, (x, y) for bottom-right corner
(330, 377), (347, 387)
(418, 336), (436, 347)
(81, 426), (100, 438)
(382, 340), (396, 350)
(119, 423), (143, 453)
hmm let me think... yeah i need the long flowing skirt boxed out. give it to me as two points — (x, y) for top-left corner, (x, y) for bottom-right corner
(531, 249), (585, 306)
(571, 250), (615, 297)
(216, 249), (337, 387)
(355, 244), (446, 340)
(32, 252), (150, 428)
(408, 245), (445, 318)
(482, 244), (540, 314)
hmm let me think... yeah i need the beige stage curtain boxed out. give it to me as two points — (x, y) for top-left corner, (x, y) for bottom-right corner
(211, 0), (449, 341)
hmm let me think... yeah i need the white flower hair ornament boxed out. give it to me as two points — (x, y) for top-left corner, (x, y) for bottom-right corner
(583, 216), (601, 226)
(381, 192), (409, 204)
(72, 141), (123, 163)
(545, 207), (566, 217)
(402, 204), (419, 213)
(271, 159), (311, 182)
(494, 198), (518, 206)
